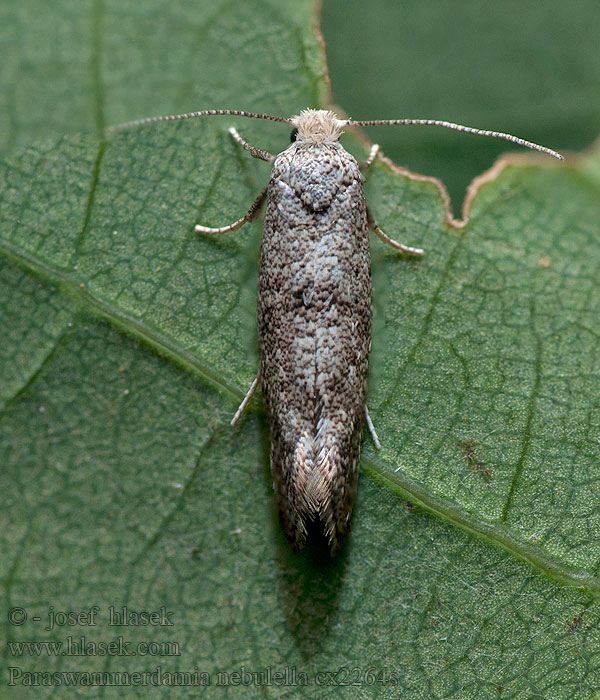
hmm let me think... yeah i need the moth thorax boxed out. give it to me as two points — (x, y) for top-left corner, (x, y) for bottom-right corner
(290, 109), (347, 145)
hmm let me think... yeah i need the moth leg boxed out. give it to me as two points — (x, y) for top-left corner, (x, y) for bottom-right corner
(229, 127), (275, 163)
(195, 186), (268, 234)
(231, 373), (261, 426)
(365, 405), (382, 451)
(358, 143), (380, 170)
(367, 207), (424, 257)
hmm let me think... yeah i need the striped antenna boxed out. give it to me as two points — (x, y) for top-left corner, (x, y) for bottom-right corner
(108, 109), (292, 133)
(347, 118), (563, 160)
(107, 108), (563, 161)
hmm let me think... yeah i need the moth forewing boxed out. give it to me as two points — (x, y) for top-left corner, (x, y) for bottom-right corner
(257, 136), (372, 550)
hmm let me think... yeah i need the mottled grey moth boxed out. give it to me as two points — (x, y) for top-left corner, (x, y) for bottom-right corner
(111, 108), (562, 552)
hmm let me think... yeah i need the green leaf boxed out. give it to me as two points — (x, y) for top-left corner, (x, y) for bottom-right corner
(2, 1), (600, 698)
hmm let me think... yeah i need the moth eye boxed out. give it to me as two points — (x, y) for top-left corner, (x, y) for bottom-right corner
(290, 128), (299, 143)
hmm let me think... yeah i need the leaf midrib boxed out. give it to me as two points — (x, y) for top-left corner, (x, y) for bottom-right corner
(0, 236), (242, 404)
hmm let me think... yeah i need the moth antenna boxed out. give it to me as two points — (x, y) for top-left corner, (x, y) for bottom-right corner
(108, 109), (293, 133)
(347, 118), (563, 160)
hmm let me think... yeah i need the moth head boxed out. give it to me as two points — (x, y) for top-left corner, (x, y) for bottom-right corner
(289, 109), (348, 145)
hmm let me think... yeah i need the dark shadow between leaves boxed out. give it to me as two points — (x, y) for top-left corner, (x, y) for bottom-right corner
(251, 426), (349, 661)
(253, 415), (348, 661)
(274, 522), (348, 662)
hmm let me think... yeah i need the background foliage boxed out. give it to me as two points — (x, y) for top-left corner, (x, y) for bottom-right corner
(322, 0), (600, 207)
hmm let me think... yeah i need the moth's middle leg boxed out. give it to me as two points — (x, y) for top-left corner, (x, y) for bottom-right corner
(195, 186), (267, 234)
(366, 207), (424, 257)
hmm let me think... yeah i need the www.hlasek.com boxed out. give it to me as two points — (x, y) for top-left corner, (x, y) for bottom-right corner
(7, 636), (179, 657)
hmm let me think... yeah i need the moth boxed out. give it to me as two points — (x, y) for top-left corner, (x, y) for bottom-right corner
(111, 108), (562, 552)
